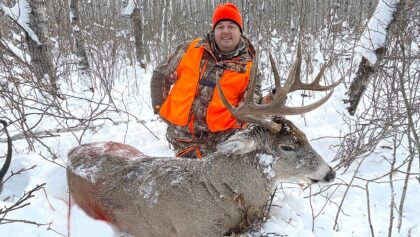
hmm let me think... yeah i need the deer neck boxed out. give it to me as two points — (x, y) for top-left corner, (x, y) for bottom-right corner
(204, 151), (275, 199)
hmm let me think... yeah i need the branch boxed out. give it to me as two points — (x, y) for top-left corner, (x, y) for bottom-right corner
(365, 182), (375, 237)
(0, 183), (46, 224)
(344, 0), (410, 115)
(0, 119), (158, 143)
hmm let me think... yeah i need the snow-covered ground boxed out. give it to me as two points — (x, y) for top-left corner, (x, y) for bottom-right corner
(1, 1), (419, 234)
(1, 58), (419, 236)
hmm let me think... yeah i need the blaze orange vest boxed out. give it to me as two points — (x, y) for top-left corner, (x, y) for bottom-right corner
(159, 38), (252, 132)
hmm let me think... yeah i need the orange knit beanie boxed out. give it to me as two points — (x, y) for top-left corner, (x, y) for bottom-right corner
(212, 3), (243, 31)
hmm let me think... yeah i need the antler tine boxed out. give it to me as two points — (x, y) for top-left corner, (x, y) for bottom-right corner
(216, 81), (238, 116)
(268, 52), (281, 92)
(273, 89), (335, 115)
(243, 53), (260, 105)
(263, 42), (341, 115)
(215, 53), (259, 119)
(289, 53), (341, 92)
(216, 53), (283, 132)
(269, 42), (302, 107)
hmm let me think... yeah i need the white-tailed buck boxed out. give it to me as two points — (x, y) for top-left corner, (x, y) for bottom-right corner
(67, 43), (339, 237)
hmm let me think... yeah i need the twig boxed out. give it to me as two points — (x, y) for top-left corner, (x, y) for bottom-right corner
(0, 218), (50, 227)
(46, 222), (66, 237)
(308, 186), (315, 232)
(365, 182), (375, 237)
(0, 183), (46, 224)
(265, 186), (278, 221)
(0, 120), (125, 143)
(397, 126), (416, 232)
(388, 136), (397, 237)
(333, 158), (365, 231)
(1, 165), (37, 186)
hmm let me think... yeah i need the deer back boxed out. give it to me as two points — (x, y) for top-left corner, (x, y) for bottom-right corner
(67, 141), (272, 236)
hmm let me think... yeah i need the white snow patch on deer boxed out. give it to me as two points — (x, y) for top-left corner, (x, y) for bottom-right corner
(258, 153), (275, 179)
(141, 179), (160, 206)
(71, 157), (104, 184)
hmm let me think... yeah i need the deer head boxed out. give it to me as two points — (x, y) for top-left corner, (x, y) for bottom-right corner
(217, 116), (335, 183)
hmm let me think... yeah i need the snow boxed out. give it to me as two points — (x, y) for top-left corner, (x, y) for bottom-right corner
(356, 0), (400, 64)
(1, 2), (419, 236)
(1, 38), (31, 62)
(258, 153), (275, 179)
(1, 58), (418, 236)
(121, 0), (136, 17)
(71, 157), (103, 184)
(1, 0), (41, 45)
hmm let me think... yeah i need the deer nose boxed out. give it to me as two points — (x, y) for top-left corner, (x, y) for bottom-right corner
(323, 167), (336, 182)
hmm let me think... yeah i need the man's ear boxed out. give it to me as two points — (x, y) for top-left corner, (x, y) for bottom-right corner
(216, 134), (257, 154)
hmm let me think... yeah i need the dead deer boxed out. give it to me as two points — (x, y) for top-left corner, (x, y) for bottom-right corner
(67, 43), (340, 237)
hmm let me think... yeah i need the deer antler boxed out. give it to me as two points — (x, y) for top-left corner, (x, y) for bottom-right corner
(216, 42), (342, 132)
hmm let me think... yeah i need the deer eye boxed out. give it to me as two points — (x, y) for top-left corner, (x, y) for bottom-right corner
(280, 145), (295, 152)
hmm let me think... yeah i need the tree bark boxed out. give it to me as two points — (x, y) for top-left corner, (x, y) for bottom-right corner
(26, 0), (58, 95)
(70, 0), (94, 92)
(132, 5), (146, 68)
(122, 0), (146, 69)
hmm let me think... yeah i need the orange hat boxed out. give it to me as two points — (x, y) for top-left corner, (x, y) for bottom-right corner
(212, 3), (243, 32)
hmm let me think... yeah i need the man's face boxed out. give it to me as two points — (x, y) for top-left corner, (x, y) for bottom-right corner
(214, 21), (241, 53)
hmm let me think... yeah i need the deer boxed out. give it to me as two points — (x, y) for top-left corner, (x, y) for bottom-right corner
(67, 43), (340, 237)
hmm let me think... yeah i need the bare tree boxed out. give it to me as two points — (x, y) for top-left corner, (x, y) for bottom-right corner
(69, 0), (94, 92)
(122, 0), (147, 69)
(26, 0), (59, 95)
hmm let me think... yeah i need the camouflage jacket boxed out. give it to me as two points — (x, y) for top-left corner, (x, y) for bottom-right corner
(150, 32), (262, 145)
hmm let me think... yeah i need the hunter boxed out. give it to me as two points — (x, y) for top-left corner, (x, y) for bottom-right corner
(150, 2), (262, 158)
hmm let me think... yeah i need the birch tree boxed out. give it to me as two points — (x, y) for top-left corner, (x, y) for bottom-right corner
(26, 0), (58, 95)
(70, 0), (94, 92)
(122, 0), (147, 69)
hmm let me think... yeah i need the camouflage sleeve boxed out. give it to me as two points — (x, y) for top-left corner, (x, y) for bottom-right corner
(150, 40), (191, 114)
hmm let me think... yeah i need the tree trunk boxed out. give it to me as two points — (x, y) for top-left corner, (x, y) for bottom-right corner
(132, 5), (146, 69)
(345, 0), (408, 115)
(26, 0), (58, 95)
(70, 0), (94, 92)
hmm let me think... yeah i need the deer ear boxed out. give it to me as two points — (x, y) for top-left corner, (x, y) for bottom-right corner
(217, 135), (257, 154)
